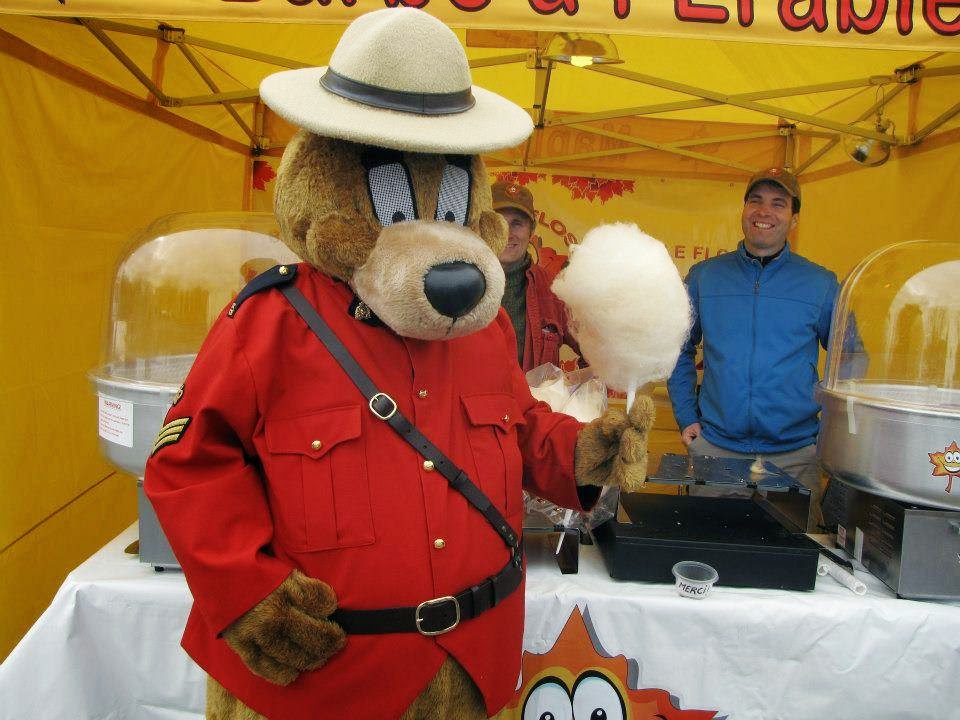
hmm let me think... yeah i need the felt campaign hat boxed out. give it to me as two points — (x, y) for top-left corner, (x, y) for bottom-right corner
(260, 8), (534, 154)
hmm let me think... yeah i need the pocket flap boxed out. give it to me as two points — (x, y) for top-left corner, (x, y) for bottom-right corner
(462, 393), (523, 432)
(265, 405), (362, 458)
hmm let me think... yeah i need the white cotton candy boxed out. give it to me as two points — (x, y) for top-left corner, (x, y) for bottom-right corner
(551, 223), (692, 394)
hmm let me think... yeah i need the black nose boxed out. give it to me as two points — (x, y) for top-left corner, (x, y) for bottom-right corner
(423, 261), (486, 319)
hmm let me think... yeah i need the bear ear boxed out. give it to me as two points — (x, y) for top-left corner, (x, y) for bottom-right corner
(477, 209), (508, 257)
(275, 133), (380, 278)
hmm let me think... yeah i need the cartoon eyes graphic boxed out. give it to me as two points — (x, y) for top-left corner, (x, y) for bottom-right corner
(522, 672), (626, 720)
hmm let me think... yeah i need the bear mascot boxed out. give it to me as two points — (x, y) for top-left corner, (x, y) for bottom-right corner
(145, 9), (653, 720)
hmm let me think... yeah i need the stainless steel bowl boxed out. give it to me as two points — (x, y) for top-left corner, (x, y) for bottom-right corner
(90, 355), (195, 477)
(817, 381), (960, 510)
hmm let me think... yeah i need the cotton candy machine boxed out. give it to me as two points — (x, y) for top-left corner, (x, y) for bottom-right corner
(816, 240), (960, 599)
(817, 240), (960, 511)
(89, 212), (299, 568)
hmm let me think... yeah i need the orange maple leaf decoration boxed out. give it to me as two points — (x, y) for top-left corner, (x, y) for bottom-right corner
(252, 160), (277, 191)
(497, 607), (719, 719)
(553, 175), (636, 204)
(929, 440), (960, 493)
(494, 171), (546, 186)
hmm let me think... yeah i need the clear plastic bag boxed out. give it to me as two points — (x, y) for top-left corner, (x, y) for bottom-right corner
(524, 363), (614, 531)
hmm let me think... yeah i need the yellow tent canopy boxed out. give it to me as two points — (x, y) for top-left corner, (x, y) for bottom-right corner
(1, 1), (958, 660)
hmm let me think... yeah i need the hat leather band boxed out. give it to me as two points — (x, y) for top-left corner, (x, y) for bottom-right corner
(321, 68), (476, 116)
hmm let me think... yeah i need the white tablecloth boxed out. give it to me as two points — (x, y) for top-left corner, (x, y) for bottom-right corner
(3, 525), (960, 719)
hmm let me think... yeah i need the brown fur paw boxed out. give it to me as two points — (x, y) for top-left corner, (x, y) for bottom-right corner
(223, 570), (347, 685)
(574, 398), (655, 490)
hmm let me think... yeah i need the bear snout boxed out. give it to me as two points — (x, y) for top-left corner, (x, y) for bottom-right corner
(423, 261), (486, 319)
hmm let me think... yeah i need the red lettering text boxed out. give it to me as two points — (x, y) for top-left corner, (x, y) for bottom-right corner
(674, 245), (687, 259)
(529, 0), (579, 15)
(925, 0), (960, 33)
(450, 0), (491, 9)
(779, 0), (829, 31)
(739, 0), (756, 25)
(838, 0), (888, 32)
(897, 0), (915, 33)
(675, 0), (729, 23)
(614, 0), (631, 19)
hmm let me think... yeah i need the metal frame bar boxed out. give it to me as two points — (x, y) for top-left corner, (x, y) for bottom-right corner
(533, 124), (758, 171)
(545, 75), (898, 127)
(586, 64), (902, 144)
(177, 43), (256, 143)
(80, 19), (169, 102)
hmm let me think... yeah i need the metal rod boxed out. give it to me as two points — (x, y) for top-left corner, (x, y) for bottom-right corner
(912, 100), (960, 143)
(168, 89), (261, 107)
(541, 124), (756, 171)
(469, 52), (528, 69)
(548, 72), (897, 127)
(81, 19), (168, 102)
(533, 61), (552, 128)
(796, 84), (907, 172)
(177, 43), (256, 144)
(587, 64), (901, 144)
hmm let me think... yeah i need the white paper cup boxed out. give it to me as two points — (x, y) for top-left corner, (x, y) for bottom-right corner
(672, 561), (719, 599)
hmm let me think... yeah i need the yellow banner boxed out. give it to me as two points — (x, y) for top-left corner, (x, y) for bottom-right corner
(4, 0), (959, 51)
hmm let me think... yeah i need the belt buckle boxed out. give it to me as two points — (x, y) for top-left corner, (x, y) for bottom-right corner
(415, 595), (460, 636)
(369, 392), (397, 420)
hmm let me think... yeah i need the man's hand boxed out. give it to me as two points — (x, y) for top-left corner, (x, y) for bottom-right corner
(680, 422), (702, 447)
(574, 396), (655, 493)
(222, 570), (346, 686)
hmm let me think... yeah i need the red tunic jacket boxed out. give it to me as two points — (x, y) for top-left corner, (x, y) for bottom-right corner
(144, 265), (586, 720)
(521, 262), (581, 373)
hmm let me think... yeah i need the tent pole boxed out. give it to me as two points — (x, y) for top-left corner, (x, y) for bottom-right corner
(536, 125), (756, 172)
(469, 53), (528, 68)
(80, 19), (169, 103)
(0, 27), (248, 156)
(587, 64), (901, 144)
(72, 17), (310, 70)
(911, 100), (960, 144)
(547, 74), (897, 127)
(176, 43), (257, 144)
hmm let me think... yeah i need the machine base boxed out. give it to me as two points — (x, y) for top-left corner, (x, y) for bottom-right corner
(593, 493), (820, 591)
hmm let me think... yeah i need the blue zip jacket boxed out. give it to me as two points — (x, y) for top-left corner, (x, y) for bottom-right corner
(667, 241), (838, 453)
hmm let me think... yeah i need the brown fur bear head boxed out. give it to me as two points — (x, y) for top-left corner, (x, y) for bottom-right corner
(274, 130), (509, 341)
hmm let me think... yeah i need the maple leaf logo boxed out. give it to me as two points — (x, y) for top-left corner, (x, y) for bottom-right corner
(500, 607), (720, 719)
(494, 171), (545, 186)
(252, 160), (277, 191)
(929, 441), (960, 493)
(552, 175), (636, 204)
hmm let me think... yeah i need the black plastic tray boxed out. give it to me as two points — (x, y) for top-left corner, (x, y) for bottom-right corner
(592, 493), (820, 591)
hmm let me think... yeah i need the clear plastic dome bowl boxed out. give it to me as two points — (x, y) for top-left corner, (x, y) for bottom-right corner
(90, 212), (299, 477)
(817, 240), (960, 510)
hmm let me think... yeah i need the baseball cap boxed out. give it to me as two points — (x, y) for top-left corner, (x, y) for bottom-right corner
(491, 180), (535, 224)
(744, 167), (801, 210)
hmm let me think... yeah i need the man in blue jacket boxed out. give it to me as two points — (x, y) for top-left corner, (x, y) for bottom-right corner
(667, 168), (838, 530)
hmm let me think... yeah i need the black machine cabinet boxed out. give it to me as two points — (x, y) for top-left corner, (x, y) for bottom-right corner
(594, 494), (821, 590)
(592, 453), (821, 591)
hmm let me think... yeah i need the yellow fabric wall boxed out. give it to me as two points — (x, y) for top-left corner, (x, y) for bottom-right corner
(0, 52), (246, 659)
(799, 145), (960, 280)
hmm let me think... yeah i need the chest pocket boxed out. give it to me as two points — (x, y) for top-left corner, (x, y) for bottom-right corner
(461, 393), (525, 516)
(264, 405), (374, 552)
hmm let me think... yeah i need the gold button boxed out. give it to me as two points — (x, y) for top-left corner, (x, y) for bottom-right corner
(418, 389), (429, 399)
(278, 265), (289, 275)
(433, 538), (446, 549)
(502, 414), (510, 424)
(423, 460), (435, 472)
(311, 440), (322, 451)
